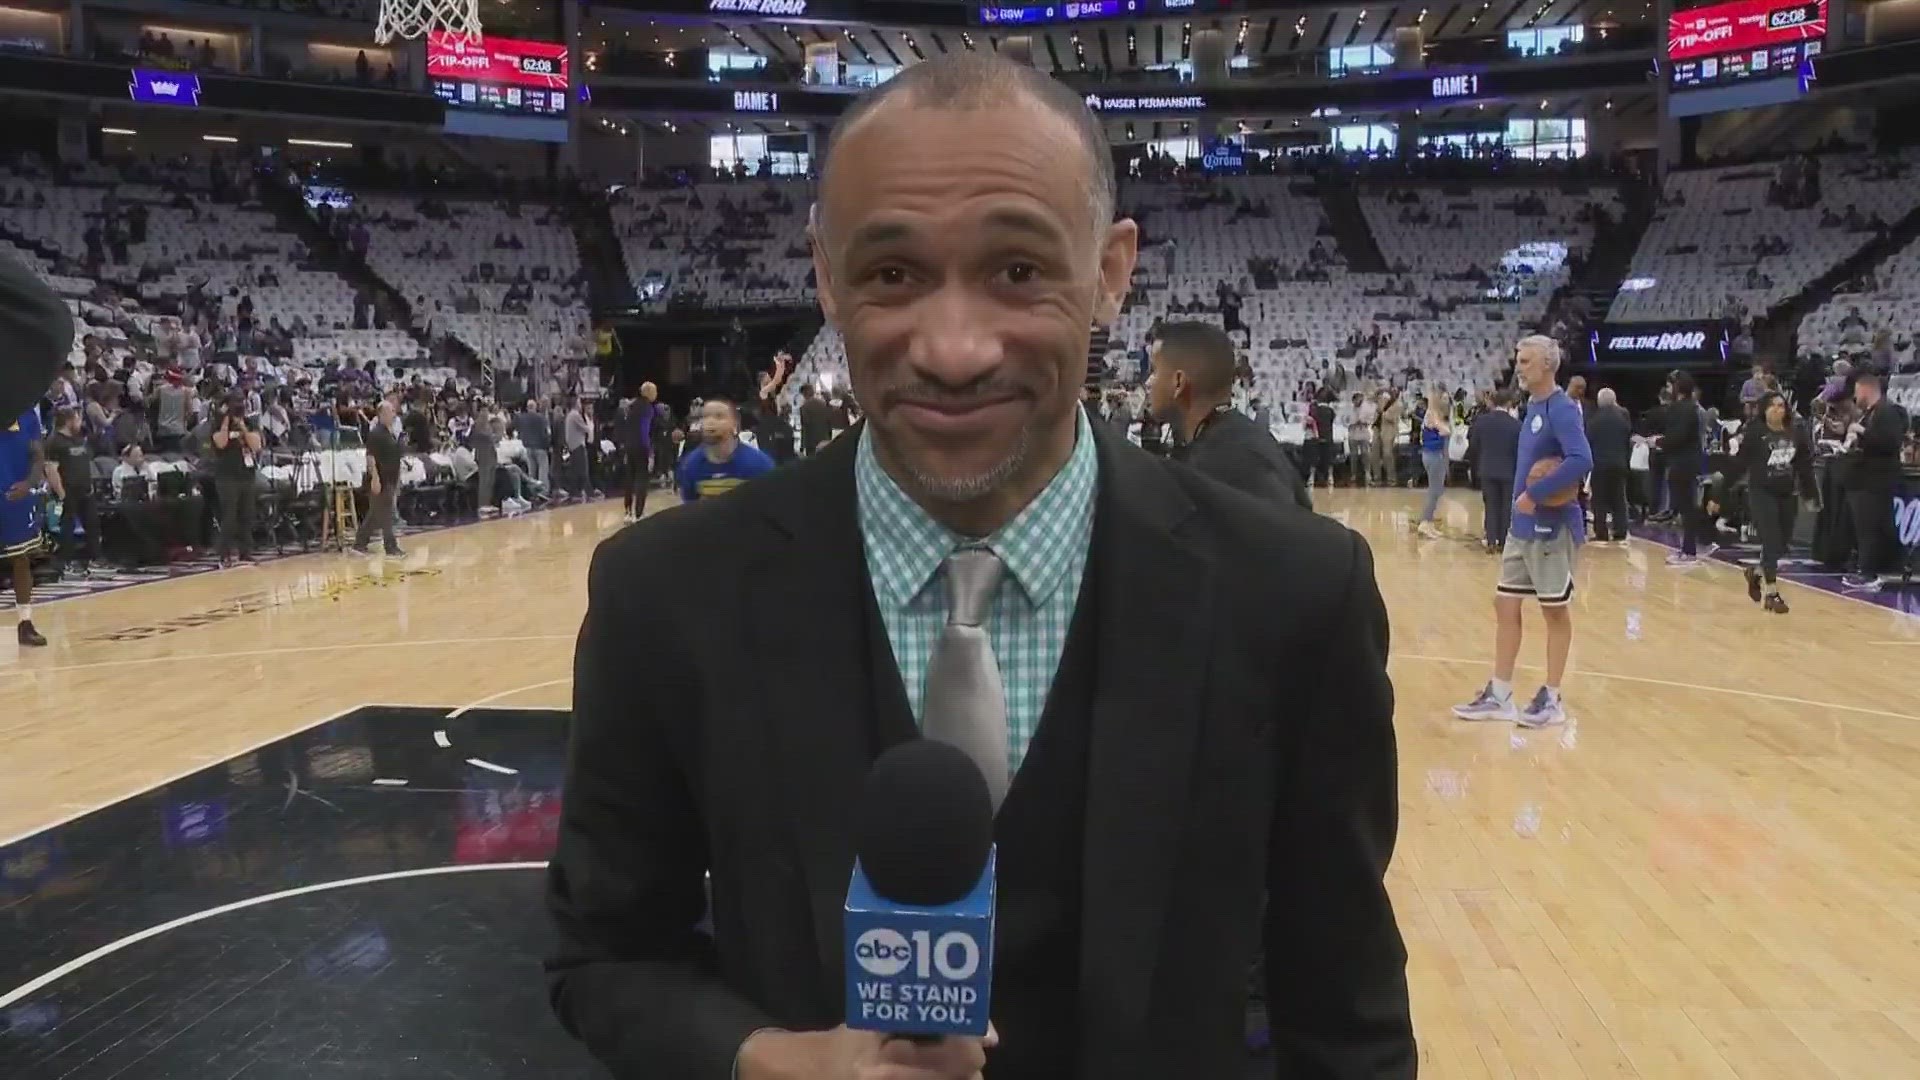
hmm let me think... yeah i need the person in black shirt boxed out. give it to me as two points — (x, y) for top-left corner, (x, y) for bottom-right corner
(1736, 391), (1817, 613)
(209, 393), (263, 566)
(47, 407), (101, 572)
(1148, 321), (1312, 510)
(796, 383), (834, 456)
(1659, 371), (1709, 563)
(1841, 368), (1910, 590)
(1308, 390), (1337, 489)
(353, 400), (405, 557)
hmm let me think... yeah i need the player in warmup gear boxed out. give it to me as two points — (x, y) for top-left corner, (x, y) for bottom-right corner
(1453, 335), (1593, 728)
(2, 407), (51, 647)
(675, 397), (774, 503)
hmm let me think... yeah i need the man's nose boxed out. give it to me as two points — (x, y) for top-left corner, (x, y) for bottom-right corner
(905, 287), (1004, 387)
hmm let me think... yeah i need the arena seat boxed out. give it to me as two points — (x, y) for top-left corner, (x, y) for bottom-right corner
(1609, 150), (1920, 322)
(349, 193), (592, 376)
(1796, 231), (1920, 368)
(611, 181), (813, 311)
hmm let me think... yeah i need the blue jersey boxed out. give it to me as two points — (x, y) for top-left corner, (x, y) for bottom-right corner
(677, 440), (774, 502)
(0, 408), (42, 486)
(1512, 389), (1592, 542)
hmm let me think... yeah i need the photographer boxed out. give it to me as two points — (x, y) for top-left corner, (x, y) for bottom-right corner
(209, 393), (262, 567)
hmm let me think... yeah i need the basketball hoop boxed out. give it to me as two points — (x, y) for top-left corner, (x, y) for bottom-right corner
(373, 0), (481, 45)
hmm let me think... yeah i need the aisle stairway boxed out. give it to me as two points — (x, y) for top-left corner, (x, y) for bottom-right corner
(1315, 179), (1389, 273)
(567, 195), (636, 314)
(262, 181), (436, 357)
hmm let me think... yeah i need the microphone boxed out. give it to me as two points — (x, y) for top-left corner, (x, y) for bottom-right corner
(0, 250), (76, 423)
(844, 739), (995, 1041)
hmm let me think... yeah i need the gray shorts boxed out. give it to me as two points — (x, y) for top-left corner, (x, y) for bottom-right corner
(1497, 531), (1577, 606)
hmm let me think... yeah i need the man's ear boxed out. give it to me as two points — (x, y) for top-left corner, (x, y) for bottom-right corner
(1094, 217), (1140, 328)
(808, 204), (838, 325)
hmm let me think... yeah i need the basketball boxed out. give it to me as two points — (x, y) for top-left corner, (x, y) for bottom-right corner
(1527, 456), (1578, 506)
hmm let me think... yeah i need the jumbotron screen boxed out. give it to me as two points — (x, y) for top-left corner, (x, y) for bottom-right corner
(428, 32), (569, 116)
(1667, 0), (1825, 89)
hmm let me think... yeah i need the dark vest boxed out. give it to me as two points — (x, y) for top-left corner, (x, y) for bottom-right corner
(866, 567), (1100, 1079)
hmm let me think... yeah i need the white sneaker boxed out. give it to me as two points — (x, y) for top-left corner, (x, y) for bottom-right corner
(1517, 687), (1566, 728)
(1452, 683), (1518, 722)
(1417, 522), (1445, 540)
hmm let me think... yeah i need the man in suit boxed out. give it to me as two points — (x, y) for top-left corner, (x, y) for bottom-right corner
(1466, 391), (1520, 554)
(798, 382), (836, 455)
(1148, 321), (1312, 511)
(1585, 387), (1634, 545)
(547, 53), (1412, 1080)
(351, 400), (404, 557)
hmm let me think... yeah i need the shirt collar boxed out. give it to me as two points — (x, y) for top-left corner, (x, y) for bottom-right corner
(857, 406), (1098, 609)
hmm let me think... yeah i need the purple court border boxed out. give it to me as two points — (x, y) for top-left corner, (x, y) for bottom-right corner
(1628, 521), (1920, 618)
(0, 493), (613, 612)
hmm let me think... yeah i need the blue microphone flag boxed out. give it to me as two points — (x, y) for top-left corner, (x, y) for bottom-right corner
(843, 847), (995, 1038)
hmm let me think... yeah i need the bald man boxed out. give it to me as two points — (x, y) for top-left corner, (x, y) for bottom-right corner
(1585, 385), (1633, 544)
(548, 52), (1410, 1080)
(621, 381), (658, 522)
(1149, 320), (1311, 510)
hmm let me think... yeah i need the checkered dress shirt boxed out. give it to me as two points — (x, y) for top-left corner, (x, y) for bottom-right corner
(855, 407), (1098, 774)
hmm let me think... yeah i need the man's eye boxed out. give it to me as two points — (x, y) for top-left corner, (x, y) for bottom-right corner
(866, 266), (909, 286)
(1001, 262), (1039, 285)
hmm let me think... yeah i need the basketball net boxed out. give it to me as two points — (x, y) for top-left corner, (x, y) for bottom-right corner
(373, 0), (481, 45)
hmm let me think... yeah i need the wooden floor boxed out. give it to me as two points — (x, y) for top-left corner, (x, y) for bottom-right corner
(5, 487), (1920, 1077)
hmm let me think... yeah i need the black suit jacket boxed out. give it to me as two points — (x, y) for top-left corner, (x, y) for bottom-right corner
(798, 398), (836, 453)
(546, 422), (1413, 1080)
(1466, 410), (1520, 482)
(1584, 405), (1633, 471)
(1170, 409), (1314, 512)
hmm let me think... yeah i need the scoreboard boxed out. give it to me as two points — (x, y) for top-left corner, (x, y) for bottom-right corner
(428, 32), (569, 117)
(1667, 0), (1825, 89)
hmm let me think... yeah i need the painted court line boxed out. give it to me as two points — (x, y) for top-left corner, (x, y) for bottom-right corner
(0, 862), (548, 1009)
(0, 635), (574, 679)
(0, 702), (390, 851)
(446, 677), (571, 719)
(1397, 652), (1920, 723)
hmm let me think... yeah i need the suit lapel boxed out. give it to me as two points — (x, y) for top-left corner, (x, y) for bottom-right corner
(744, 433), (881, 1011)
(1080, 428), (1214, 1028)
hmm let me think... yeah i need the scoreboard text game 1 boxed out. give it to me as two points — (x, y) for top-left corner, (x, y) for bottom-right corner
(428, 32), (569, 116)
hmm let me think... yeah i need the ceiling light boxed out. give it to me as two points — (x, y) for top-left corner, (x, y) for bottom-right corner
(101, 127), (136, 135)
(288, 138), (354, 148)
(202, 134), (238, 143)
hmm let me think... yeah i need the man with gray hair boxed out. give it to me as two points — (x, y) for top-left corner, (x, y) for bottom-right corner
(1585, 385), (1634, 544)
(1454, 334), (1591, 727)
(548, 50), (1412, 1080)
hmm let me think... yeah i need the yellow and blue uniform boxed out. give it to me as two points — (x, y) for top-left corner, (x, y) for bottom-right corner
(1, 408), (46, 559)
(675, 440), (774, 502)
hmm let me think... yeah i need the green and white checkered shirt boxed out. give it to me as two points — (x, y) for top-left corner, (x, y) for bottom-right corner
(855, 407), (1098, 773)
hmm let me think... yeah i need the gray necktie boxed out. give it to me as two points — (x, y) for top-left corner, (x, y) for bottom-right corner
(922, 548), (1011, 811)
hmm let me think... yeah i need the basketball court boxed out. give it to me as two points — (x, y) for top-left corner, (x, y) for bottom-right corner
(3, 489), (1919, 1077)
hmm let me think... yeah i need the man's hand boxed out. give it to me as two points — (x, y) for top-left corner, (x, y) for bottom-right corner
(737, 1025), (993, 1080)
(5, 480), (29, 502)
(1514, 491), (1535, 514)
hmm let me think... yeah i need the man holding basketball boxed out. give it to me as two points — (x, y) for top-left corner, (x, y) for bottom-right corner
(1454, 335), (1592, 728)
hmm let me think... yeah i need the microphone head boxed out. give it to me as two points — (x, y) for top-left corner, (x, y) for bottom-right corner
(855, 739), (994, 908)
